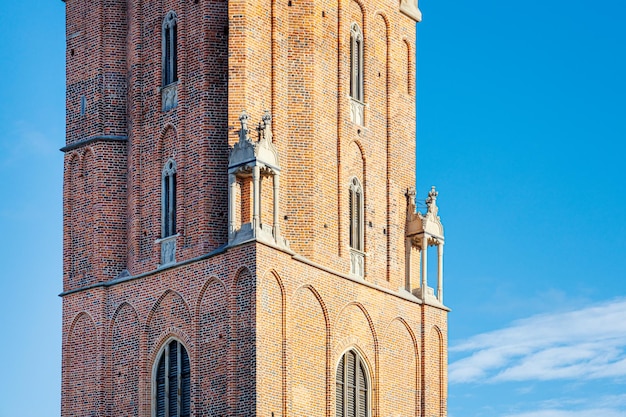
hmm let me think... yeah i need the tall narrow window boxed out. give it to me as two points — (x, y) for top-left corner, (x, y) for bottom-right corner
(162, 11), (178, 87)
(350, 23), (364, 102)
(349, 177), (363, 252)
(154, 339), (190, 417)
(336, 350), (369, 417)
(162, 159), (177, 238)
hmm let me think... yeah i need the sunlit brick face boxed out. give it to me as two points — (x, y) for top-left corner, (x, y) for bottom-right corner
(60, 0), (447, 416)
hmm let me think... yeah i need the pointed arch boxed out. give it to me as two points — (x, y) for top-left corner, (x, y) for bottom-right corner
(110, 302), (140, 417)
(333, 301), (379, 415)
(233, 265), (255, 416)
(290, 284), (331, 417)
(196, 275), (229, 416)
(379, 317), (420, 417)
(66, 312), (99, 417)
(258, 269), (287, 417)
(195, 275), (227, 317)
(430, 325), (445, 417)
(146, 289), (192, 350)
(334, 301), (379, 353)
(158, 124), (178, 164)
(66, 151), (81, 286)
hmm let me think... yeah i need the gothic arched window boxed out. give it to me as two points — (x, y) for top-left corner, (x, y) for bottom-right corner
(336, 349), (369, 417)
(162, 11), (178, 87)
(154, 339), (190, 417)
(350, 23), (364, 102)
(162, 159), (177, 238)
(349, 177), (364, 252)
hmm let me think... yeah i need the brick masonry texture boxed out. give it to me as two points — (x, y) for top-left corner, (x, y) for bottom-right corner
(61, 0), (448, 415)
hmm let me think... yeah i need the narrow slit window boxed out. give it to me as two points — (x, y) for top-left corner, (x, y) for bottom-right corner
(162, 159), (177, 238)
(162, 11), (178, 86)
(350, 23), (364, 102)
(349, 177), (364, 251)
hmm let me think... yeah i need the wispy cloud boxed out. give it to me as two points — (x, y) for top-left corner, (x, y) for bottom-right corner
(1, 121), (59, 166)
(450, 298), (626, 383)
(503, 408), (625, 417)
(504, 394), (626, 416)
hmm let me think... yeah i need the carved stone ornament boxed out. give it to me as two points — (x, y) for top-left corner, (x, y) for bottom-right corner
(405, 186), (444, 249)
(399, 0), (422, 22)
(162, 83), (178, 112)
(350, 98), (364, 126)
(229, 110), (280, 173)
(159, 234), (177, 266)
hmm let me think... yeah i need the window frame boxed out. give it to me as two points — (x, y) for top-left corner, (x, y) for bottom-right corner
(152, 338), (191, 417)
(162, 11), (179, 87)
(350, 23), (364, 103)
(162, 159), (177, 238)
(349, 177), (364, 252)
(336, 349), (370, 417)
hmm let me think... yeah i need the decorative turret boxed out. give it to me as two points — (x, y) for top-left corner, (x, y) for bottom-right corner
(227, 111), (289, 248)
(405, 186), (445, 304)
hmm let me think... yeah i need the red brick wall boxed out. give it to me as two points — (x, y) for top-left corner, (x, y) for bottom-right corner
(61, 0), (447, 415)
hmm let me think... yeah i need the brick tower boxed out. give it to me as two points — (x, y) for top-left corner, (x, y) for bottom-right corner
(60, 0), (448, 415)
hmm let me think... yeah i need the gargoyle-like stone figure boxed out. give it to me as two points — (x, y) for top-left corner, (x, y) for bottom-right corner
(239, 110), (250, 143)
(257, 110), (273, 143)
(425, 185), (439, 216)
(405, 187), (418, 223)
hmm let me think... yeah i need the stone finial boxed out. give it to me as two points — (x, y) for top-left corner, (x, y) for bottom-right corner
(426, 186), (438, 214)
(239, 111), (250, 143)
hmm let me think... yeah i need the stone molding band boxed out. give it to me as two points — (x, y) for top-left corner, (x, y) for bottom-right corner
(60, 135), (128, 153)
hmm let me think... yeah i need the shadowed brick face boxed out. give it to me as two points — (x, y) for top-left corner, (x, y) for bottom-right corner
(61, 0), (448, 415)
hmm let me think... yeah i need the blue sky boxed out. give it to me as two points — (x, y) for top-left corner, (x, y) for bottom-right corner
(416, 0), (626, 416)
(1, 0), (625, 416)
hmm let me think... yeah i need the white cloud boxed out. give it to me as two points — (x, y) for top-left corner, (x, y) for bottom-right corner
(499, 394), (626, 417)
(449, 298), (626, 384)
(503, 408), (626, 417)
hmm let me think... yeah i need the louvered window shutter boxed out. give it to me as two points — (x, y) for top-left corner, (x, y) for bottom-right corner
(181, 346), (191, 417)
(164, 27), (171, 84)
(154, 340), (190, 417)
(337, 350), (368, 417)
(156, 354), (166, 417)
(347, 352), (356, 417)
(336, 356), (345, 417)
(355, 190), (362, 251)
(168, 342), (179, 416)
(358, 362), (367, 417)
(171, 173), (177, 235)
(349, 188), (355, 248)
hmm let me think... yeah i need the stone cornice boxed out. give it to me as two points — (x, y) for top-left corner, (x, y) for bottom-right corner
(60, 135), (128, 152)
